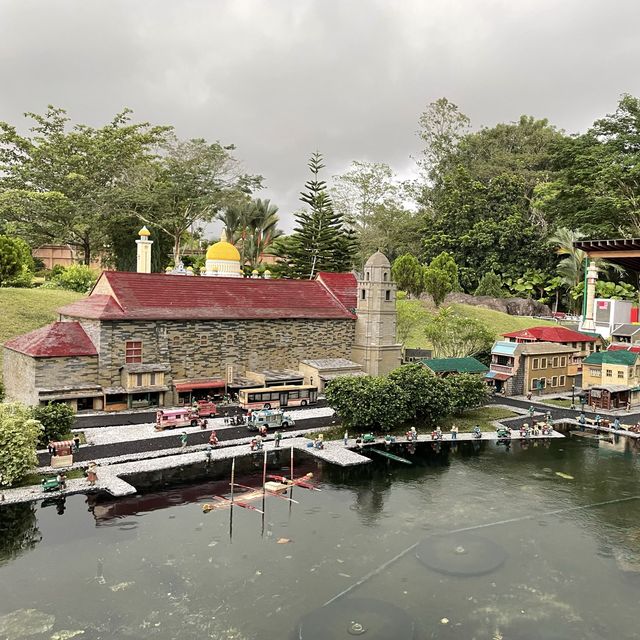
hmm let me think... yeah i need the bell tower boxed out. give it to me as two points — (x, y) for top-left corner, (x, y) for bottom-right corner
(351, 250), (402, 375)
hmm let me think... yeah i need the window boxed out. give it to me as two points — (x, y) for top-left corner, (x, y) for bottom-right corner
(539, 377), (546, 388)
(135, 373), (143, 387)
(125, 341), (142, 364)
(385, 290), (391, 301)
(618, 371), (624, 379)
(540, 358), (547, 369)
(590, 368), (601, 377)
(532, 358), (539, 370)
(150, 373), (156, 386)
(553, 357), (559, 368)
(227, 334), (235, 346)
(171, 335), (181, 348)
(531, 378), (538, 390)
(552, 376), (558, 387)
(361, 289), (366, 300)
(606, 369), (613, 377)
(365, 272), (369, 281)
(383, 272), (388, 281)
(560, 357), (566, 367)
(200, 335), (208, 346)
(559, 375), (565, 386)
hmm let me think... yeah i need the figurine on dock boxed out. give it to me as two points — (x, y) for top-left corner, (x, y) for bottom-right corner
(209, 430), (219, 447)
(274, 430), (282, 448)
(450, 425), (458, 440)
(86, 462), (98, 486)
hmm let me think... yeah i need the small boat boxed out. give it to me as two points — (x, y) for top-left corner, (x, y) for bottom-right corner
(267, 472), (321, 491)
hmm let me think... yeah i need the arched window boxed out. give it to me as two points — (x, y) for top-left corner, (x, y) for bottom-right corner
(383, 272), (388, 281)
(361, 289), (366, 300)
(365, 272), (369, 281)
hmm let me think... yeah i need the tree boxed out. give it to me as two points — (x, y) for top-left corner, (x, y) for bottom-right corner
(474, 272), (504, 297)
(125, 135), (262, 265)
(392, 254), (424, 297)
(417, 97), (470, 183)
(31, 402), (75, 447)
(387, 364), (452, 425)
(446, 374), (488, 413)
(424, 307), (495, 358)
(0, 106), (168, 264)
(423, 251), (459, 306)
(0, 403), (42, 487)
(277, 152), (355, 278)
(0, 235), (33, 287)
(396, 297), (429, 345)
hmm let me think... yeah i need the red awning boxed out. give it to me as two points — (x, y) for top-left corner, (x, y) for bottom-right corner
(175, 380), (226, 392)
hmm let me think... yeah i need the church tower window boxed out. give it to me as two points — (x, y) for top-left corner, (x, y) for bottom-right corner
(361, 289), (366, 300)
(385, 290), (391, 301)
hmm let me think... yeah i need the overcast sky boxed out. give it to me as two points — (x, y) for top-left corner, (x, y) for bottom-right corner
(1, 0), (639, 232)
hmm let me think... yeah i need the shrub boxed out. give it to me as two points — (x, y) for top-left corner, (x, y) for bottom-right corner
(0, 403), (42, 487)
(51, 264), (98, 293)
(446, 373), (489, 413)
(31, 402), (75, 447)
(474, 271), (504, 298)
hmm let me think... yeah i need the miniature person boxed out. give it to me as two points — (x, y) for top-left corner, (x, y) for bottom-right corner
(526, 391), (532, 401)
(86, 462), (98, 486)
(450, 424), (458, 440)
(410, 426), (417, 441)
(545, 410), (552, 423)
(626, 399), (632, 412)
(595, 414), (602, 426)
(205, 444), (212, 463)
(436, 426), (442, 439)
(274, 430), (282, 448)
(259, 425), (267, 438)
(613, 417), (621, 430)
(578, 413), (586, 431)
(473, 425), (482, 439)
(73, 435), (81, 452)
(47, 441), (55, 455)
(256, 434), (264, 450)
(528, 405), (535, 419)
(56, 472), (67, 490)
(209, 430), (219, 447)
(250, 438), (258, 451)
(180, 431), (188, 449)
(344, 431), (349, 446)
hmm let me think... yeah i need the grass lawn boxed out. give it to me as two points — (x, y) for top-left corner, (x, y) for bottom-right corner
(543, 398), (573, 408)
(400, 298), (557, 349)
(13, 467), (86, 489)
(0, 288), (83, 369)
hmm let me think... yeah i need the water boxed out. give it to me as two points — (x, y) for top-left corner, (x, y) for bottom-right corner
(2, 435), (640, 639)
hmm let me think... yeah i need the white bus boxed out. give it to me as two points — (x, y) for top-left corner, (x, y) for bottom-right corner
(238, 385), (318, 410)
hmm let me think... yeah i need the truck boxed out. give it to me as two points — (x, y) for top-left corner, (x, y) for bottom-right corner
(193, 400), (217, 418)
(246, 408), (295, 432)
(156, 401), (217, 431)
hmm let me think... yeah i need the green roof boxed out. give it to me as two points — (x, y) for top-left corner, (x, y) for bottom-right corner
(583, 350), (639, 366)
(420, 356), (489, 374)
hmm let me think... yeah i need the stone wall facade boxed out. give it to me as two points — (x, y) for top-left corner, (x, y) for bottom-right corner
(34, 355), (99, 389)
(3, 350), (37, 405)
(57, 316), (355, 404)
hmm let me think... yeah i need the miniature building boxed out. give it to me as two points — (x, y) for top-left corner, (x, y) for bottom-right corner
(582, 350), (640, 409)
(610, 323), (640, 345)
(486, 341), (578, 396)
(298, 358), (365, 392)
(204, 230), (243, 277)
(402, 348), (433, 364)
(3, 230), (401, 410)
(419, 357), (488, 377)
(351, 251), (402, 375)
(502, 325), (602, 372)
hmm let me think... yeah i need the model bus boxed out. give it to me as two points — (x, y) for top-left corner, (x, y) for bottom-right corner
(238, 385), (318, 410)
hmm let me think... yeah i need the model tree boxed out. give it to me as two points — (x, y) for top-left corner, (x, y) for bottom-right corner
(0, 404), (42, 487)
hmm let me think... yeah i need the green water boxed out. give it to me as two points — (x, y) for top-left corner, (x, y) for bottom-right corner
(1, 435), (640, 639)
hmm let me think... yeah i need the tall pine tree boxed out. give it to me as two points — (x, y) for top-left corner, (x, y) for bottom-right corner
(280, 152), (355, 278)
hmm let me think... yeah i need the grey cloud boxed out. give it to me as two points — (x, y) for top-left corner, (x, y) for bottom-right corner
(1, 0), (639, 231)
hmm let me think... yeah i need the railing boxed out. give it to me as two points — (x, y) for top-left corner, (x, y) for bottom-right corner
(490, 364), (514, 374)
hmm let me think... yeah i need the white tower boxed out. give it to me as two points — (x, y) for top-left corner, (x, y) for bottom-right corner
(136, 226), (153, 273)
(351, 250), (402, 375)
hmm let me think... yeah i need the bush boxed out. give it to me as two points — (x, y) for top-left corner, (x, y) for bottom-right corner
(50, 264), (98, 293)
(446, 373), (489, 413)
(30, 402), (75, 447)
(0, 403), (42, 487)
(0, 236), (34, 287)
(474, 272), (504, 298)
(3, 265), (34, 288)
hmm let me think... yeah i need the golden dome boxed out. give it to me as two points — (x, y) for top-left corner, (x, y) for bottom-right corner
(206, 240), (240, 262)
(138, 226), (151, 237)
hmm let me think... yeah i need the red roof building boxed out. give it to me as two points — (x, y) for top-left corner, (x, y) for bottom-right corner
(4, 322), (97, 358)
(502, 326), (598, 344)
(58, 271), (356, 321)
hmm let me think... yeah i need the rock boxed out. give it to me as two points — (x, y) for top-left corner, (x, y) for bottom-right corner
(51, 631), (85, 640)
(443, 292), (553, 318)
(0, 609), (55, 638)
(276, 538), (292, 544)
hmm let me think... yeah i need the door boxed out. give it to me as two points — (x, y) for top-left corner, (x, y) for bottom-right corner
(279, 391), (289, 407)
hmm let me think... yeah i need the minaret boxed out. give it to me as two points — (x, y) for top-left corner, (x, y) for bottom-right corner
(351, 250), (402, 375)
(136, 226), (153, 273)
(580, 260), (599, 332)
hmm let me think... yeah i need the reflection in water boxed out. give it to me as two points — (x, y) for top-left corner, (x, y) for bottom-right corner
(0, 502), (41, 564)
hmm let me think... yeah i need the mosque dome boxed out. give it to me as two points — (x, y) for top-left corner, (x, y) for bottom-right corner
(365, 250), (391, 268)
(206, 240), (240, 262)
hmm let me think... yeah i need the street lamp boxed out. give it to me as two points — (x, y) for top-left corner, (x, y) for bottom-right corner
(571, 384), (576, 411)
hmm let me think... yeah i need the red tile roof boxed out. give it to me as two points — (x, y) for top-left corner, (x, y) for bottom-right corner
(4, 322), (97, 358)
(58, 271), (357, 321)
(608, 343), (640, 353)
(502, 326), (598, 343)
(316, 272), (358, 310)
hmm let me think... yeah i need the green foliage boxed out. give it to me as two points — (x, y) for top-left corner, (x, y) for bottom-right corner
(424, 307), (496, 358)
(0, 403), (42, 487)
(474, 271), (504, 297)
(570, 280), (637, 303)
(324, 375), (410, 432)
(392, 254), (425, 297)
(31, 402), (75, 447)
(48, 264), (98, 293)
(276, 153), (356, 278)
(388, 364), (452, 425)
(0, 235), (33, 287)
(0, 503), (42, 563)
(0, 106), (169, 264)
(396, 298), (429, 345)
(423, 251), (459, 306)
(0, 380), (4, 401)
(445, 373), (489, 413)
